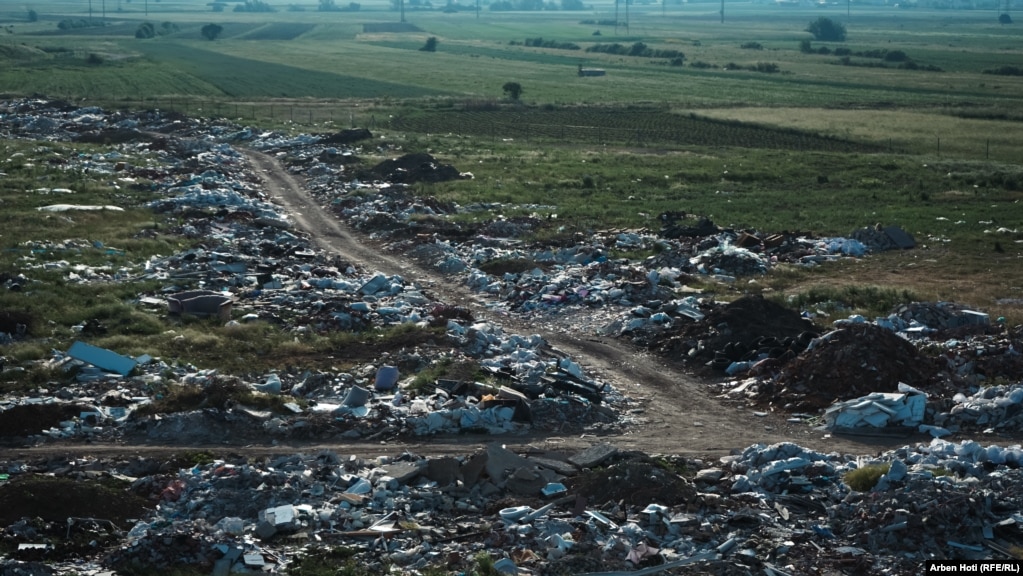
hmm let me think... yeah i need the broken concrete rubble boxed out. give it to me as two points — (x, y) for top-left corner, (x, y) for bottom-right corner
(9, 437), (1022, 575)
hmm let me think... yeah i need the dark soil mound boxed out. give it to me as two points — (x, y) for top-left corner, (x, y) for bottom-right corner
(0, 475), (151, 527)
(0, 309), (34, 337)
(568, 456), (695, 508)
(364, 152), (465, 184)
(763, 323), (942, 411)
(0, 404), (91, 439)
(651, 295), (818, 374)
(318, 128), (372, 145)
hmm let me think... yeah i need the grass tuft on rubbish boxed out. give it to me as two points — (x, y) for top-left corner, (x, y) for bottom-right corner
(780, 285), (920, 319)
(132, 379), (298, 417)
(843, 463), (891, 492)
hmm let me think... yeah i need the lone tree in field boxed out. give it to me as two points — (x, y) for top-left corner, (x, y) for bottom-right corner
(420, 36), (438, 52)
(806, 17), (846, 41)
(502, 82), (523, 100)
(201, 23), (223, 40)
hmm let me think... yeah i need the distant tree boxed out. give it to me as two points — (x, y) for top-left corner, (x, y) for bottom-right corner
(234, 0), (275, 12)
(628, 41), (648, 56)
(160, 21), (179, 35)
(27, 9), (39, 22)
(998, 13), (1012, 24)
(561, 0), (584, 8)
(201, 23), (223, 40)
(211, 2), (225, 11)
(319, 0), (338, 10)
(135, 22), (156, 38)
(502, 81), (523, 100)
(806, 16), (846, 41)
(420, 36), (438, 51)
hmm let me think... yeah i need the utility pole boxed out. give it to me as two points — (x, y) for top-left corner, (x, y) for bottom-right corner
(89, 0), (93, 23)
(720, 0), (724, 22)
(400, 0), (405, 22)
(615, 0), (619, 34)
(625, 0), (629, 33)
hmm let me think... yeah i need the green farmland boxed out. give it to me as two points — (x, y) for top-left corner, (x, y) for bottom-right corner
(2, 0), (1023, 320)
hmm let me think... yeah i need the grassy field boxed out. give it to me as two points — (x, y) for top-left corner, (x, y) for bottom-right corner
(1, 0), (1022, 330)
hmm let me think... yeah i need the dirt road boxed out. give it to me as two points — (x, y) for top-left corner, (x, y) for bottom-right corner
(8, 149), (919, 463)
(238, 149), (920, 459)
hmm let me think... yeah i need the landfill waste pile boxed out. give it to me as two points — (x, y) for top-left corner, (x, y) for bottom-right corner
(0, 98), (620, 446)
(4, 439), (1023, 575)
(3, 99), (1023, 575)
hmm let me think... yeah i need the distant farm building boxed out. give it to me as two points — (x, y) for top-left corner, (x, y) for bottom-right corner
(578, 64), (606, 77)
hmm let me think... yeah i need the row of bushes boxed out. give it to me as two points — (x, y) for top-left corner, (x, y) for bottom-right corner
(984, 65), (1023, 76)
(801, 40), (911, 60)
(833, 56), (942, 71)
(135, 21), (179, 39)
(509, 37), (580, 50)
(585, 41), (684, 60)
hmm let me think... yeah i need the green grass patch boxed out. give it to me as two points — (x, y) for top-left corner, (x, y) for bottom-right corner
(844, 462), (891, 492)
(781, 285), (919, 318)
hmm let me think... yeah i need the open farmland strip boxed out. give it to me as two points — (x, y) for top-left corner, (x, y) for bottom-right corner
(239, 23), (316, 41)
(134, 43), (451, 99)
(390, 108), (881, 152)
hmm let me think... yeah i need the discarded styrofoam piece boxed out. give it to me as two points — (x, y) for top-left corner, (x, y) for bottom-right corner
(375, 365), (399, 391)
(342, 385), (371, 407)
(262, 505), (295, 526)
(36, 204), (124, 212)
(67, 341), (136, 376)
(823, 389), (926, 430)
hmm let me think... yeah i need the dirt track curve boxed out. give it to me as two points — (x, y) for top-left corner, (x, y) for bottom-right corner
(9, 149), (919, 463)
(242, 149), (917, 459)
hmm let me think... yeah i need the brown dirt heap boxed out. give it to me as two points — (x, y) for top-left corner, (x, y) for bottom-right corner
(765, 322), (941, 411)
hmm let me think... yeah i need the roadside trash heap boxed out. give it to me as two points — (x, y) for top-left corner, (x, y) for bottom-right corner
(4, 439), (1023, 576)
(711, 299), (1023, 438)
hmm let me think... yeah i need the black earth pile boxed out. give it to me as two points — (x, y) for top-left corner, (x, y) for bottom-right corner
(0, 404), (93, 443)
(755, 323), (943, 411)
(650, 295), (819, 375)
(363, 152), (467, 184)
(0, 475), (152, 563)
(567, 455), (696, 508)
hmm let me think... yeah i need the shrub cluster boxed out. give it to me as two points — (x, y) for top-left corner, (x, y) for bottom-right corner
(57, 19), (104, 30)
(509, 37), (580, 50)
(984, 65), (1023, 76)
(585, 41), (684, 60)
(234, 0), (275, 12)
(724, 62), (780, 73)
